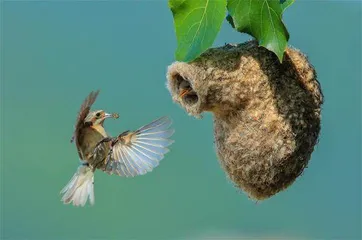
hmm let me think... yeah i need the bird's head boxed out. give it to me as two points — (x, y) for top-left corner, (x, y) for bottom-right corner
(178, 80), (196, 99)
(84, 110), (119, 126)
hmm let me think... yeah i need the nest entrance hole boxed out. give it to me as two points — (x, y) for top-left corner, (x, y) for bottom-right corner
(173, 74), (199, 106)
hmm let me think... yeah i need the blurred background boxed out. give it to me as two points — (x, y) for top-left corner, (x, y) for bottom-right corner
(1, 0), (361, 239)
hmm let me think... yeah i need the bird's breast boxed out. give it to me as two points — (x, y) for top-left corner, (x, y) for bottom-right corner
(76, 126), (110, 164)
(91, 125), (108, 138)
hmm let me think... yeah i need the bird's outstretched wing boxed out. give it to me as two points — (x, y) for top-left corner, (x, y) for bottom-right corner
(71, 90), (100, 143)
(104, 116), (175, 177)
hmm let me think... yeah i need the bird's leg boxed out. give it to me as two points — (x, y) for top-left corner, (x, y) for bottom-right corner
(103, 139), (120, 172)
(104, 153), (113, 172)
(92, 137), (114, 156)
(94, 137), (113, 149)
(99, 137), (120, 172)
(93, 141), (114, 171)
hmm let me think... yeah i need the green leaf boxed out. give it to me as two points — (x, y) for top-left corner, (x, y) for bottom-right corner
(227, 0), (294, 62)
(169, 0), (227, 62)
(281, 0), (294, 12)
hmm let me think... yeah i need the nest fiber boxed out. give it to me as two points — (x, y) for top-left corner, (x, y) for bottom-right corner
(166, 40), (323, 200)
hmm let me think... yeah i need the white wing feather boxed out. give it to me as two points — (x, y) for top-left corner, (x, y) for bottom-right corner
(106, 116), (174, 177)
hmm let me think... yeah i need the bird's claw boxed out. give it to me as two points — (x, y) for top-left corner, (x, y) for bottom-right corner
(92, 145), (102, 156)
(94, 137), (113, 149)
(104, 151), (113, 172)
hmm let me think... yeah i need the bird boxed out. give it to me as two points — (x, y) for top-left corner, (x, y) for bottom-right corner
(60, 90), (175, 207)
(178, 80), (194, 98)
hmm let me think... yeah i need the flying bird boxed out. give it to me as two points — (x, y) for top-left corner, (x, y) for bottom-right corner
(60, 90), (175, 207)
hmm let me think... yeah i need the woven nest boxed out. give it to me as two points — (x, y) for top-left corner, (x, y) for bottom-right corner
(166, 40), (323, 200)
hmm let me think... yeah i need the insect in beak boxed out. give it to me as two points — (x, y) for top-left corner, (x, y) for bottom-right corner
(104, 113), (119, 119)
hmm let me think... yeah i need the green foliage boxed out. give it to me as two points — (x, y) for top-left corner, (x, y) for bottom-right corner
(281, 0), (294, 12)
(227, 0), (294, 62)
(169, 0), (294, 63)
(168, 0), (227, 62)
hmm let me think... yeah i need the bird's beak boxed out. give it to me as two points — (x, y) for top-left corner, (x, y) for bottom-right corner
(104, 112), (119, 119)
(179, 89), (190, 98)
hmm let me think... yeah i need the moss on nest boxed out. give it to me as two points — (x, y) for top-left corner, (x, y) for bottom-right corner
(166, 40), (323, 200)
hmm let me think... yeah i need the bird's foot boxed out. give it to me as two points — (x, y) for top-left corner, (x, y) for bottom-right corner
(104, 150), (114, 172)
(94, 137), (113, 150)
(91, 138), (110, 156)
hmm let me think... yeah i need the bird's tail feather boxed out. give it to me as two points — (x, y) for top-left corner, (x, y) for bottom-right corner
(60, 164), (95, 207)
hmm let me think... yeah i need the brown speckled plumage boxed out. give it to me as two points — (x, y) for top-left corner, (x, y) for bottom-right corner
(166, 40), (323, 200)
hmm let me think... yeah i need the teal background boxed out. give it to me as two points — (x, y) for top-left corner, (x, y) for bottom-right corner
(1, 1), (361, 240)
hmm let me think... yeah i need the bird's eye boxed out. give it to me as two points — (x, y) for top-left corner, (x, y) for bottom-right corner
(96, 112), (101, 117)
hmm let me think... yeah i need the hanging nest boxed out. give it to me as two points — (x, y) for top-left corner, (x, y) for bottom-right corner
(166, 40), (323, 200)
